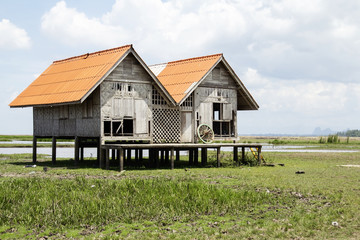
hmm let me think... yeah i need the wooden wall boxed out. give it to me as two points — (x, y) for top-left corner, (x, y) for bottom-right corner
(33, 88), (101, 137)
(100, 53), (153, 141)
(193, 61), (238, 139)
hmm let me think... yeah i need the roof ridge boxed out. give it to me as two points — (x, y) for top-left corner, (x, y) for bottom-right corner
(150, 53), (222, 67)
(53, 44), (132, 64)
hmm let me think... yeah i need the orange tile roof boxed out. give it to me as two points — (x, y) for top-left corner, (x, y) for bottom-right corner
(9, 45), (132, 107)
(151, 54), (222, 103)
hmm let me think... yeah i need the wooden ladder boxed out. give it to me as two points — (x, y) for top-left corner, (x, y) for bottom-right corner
(250, 147), (266, 164)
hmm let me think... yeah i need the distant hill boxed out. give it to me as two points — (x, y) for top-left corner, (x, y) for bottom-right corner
(312, 127), (336, 136)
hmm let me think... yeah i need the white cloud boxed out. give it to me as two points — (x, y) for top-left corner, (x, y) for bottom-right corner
(242, 68), (353, 116)
(0, 19), (31, 49)
(41, 1), (125, 47)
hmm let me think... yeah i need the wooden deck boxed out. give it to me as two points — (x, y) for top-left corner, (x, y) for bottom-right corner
(100, 143), (263, 171)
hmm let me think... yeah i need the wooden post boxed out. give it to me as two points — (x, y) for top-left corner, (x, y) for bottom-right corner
(119, 148), (124, 171)
(80, 147), (84, 162)
(257, 147), (262, 165)
(242, 147), (245, 163)
(160, 150), (164, 164)
(99, 147), (104, 169)
(189, 149), (194, 165)
(139, 149), (143, 161)
(74, 137), (79, 166)
(176, 150), (180, 162)
(149, 149), (154, 166)
(135, 149), (139, 161)
(112, 149), (116, 161)
(96, 138), (101, 164)
(170, 148), (174, 170)
(155, 149), (159, 168)
(194, 148), (198, 165)
(127, 149), (131, 163)
(216, 147), (221, 168)
(105, 148), (110, 170)
(117, 149), (120, 161)
(165, 150), (169, 163)
(32, 136), (37, 163)
(233, 146), (238, 162)
(201, 148), (207, 166)
(52, 136), (56, 164)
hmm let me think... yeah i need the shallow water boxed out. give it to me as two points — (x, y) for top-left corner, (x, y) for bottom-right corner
(0, 144), (357, 159)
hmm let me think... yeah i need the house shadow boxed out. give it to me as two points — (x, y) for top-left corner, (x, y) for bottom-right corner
(9, 157), (218, 172)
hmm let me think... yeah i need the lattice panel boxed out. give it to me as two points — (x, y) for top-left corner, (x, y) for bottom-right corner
(153, 109), (181, 143)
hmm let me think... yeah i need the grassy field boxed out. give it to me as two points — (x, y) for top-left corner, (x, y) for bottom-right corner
(0, 147), (359, 239)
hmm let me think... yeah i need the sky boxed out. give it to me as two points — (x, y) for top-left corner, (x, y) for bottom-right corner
(1, 0), (359, 135)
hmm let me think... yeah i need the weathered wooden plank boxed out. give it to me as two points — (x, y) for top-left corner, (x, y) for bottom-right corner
(170, 148), (174, 170)
(105, 149), (110, 170)
(119, 148), (124, 171)
(74, 137), (79, 165)
(52, 137), (56, 164)
(233, 146), (238, 162)
(32, 136), (37, 163)
(201, 148), (207, 166)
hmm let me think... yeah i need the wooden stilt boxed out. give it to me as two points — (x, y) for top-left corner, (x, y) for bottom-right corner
(74, 137), (79, 166)
(32, 136), (37, 163)
(112, 149), (116, 161)
(176, 150), (180, 162)
(233, 147), (238, 162)
(242, 147), (245, 163)
(165, 150), (169, 163)
(52, 136), (56, 164)
(80, 147), (84, 162)
(96, 138), (101, 164)
(189, 149), (194, 165)
(155, 149), (159, 168)
(139, 149), (143, 161)
(160, 150), (164, 164)
(216, 147), (221, 168)
(117, 149), (120, 161)
(194, 148), (198, 165)
(135, 149), (139, 161)
(257, 147), (262, 165)
(170, 148), (174, 170)
(127, 149), (131, 163)
(119, 148), (124, 171)
(105, 148), (110, 170)
(99, 147), (104, 169)
(201, 148), (207, 166)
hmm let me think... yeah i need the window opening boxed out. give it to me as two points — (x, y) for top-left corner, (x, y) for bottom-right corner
(212, 102), (234, 137)
(104, 119), (134, 136)
(213, 103), (221, 121)
(104, 121), (111, 136)
(152, 86), (166, 105)
(181, 93), (193, 107)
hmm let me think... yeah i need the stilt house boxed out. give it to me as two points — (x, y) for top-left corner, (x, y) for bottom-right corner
(9, 45), (258, 162)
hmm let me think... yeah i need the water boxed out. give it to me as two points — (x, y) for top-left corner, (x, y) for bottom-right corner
(0, 141), (73, 145)
(0, 141), (358, 158)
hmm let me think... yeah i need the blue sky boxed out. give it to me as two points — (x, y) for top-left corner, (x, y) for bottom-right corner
(1, 0), (360, 135)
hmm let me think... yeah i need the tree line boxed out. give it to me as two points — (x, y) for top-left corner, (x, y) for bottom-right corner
(337, 129), (360, 137)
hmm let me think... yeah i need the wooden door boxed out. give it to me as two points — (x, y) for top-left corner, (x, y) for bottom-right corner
(180, 111), (192, 143)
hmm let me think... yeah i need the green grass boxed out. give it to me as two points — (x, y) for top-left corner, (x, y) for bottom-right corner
(0, 151), (359, 239)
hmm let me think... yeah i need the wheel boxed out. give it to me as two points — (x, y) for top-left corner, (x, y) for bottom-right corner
(197, 124), (214, 143)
